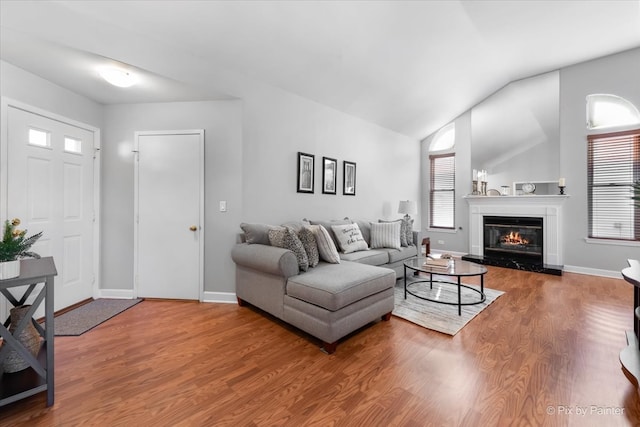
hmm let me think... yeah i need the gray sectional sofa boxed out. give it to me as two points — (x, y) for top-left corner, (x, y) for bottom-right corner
(231, 218), (420, 354)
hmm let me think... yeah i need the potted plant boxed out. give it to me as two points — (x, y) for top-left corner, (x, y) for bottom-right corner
(0, 218), (42, 280)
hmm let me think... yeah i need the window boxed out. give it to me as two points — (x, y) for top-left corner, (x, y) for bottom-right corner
(430, 153), (455, 229)
(64, 137), (82, 154)
(587, 94), (640, 130)
(28, 128), (50, 148)
(429, 123), (455, 151)
(588, 129), (640, 241)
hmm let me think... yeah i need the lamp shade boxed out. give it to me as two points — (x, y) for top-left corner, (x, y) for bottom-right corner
(398, 200), (417, 215)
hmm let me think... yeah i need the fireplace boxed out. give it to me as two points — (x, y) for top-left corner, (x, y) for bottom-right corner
(463, 195), (567, 275)
(483, 216), (543, 264)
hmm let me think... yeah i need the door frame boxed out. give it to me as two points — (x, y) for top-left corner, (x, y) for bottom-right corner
(0, 97), (102, 319)
(133, 130), (205, 301)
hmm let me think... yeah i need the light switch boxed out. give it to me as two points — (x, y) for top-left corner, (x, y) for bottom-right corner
(219, 201), (227, 212)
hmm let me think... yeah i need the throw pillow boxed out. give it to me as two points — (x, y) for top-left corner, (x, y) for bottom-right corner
(403, 217), (415, 246)
(298, 226), (319, 268)
(309, 219), (351, 248)
(369, 221), (402, 250)
(309, 225), (341, 264)
(379, 219), (407, 247)
(268, 227), (309, 271)
(331, 223), (369, 254)
(240, 222), (272, 245)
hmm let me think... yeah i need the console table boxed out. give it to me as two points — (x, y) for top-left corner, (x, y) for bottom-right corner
(0, 257), (57, 407)
(620, 259), (640, 393)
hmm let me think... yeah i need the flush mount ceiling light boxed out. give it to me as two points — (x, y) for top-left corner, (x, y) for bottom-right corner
(99, 67), (138, 88)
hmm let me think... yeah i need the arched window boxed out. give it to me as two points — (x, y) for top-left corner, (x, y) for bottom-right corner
(586, 94), (640, 130)
(429, 122), (455, 151)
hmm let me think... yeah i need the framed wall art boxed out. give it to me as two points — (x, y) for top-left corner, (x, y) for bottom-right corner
(297, 152), (315, 193)
(343, 161), (356, 196)
(322, 157), (337, 195)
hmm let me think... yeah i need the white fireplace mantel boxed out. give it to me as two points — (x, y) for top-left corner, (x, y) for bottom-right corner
(464, 195), (569, 266)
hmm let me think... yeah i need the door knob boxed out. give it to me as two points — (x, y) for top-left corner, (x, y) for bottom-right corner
(189, 225), (198, 231)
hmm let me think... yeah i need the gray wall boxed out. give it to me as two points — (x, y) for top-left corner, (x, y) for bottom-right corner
(422, 47), (640, 274)
(102, 101), (243, 294)
(560, 47), (640, 274)
(0, 61), (103, 130)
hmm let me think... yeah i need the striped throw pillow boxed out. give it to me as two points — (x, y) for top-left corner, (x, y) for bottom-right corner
(309, 225), (341, 264)
(370, 221), (402, 250)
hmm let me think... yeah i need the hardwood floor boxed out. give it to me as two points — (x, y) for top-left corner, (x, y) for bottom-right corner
(1, 266), (639, 426)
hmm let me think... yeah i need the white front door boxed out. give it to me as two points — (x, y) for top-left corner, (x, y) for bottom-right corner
(5, 104), (97, 311)
(134, 130), (203, 300)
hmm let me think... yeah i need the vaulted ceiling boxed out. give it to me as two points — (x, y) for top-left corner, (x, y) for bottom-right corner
(1, 0), (639, 140)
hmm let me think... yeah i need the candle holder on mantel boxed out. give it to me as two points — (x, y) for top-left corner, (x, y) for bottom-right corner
(472, 180), (480, 195)
(559, 186), (566, 195)
(480, 181), (488, 196)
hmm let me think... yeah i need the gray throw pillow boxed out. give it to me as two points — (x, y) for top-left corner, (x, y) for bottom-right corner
(309, 225), (341, 264)
(240, 222), (272, 245)
(268, 227), (309, 271)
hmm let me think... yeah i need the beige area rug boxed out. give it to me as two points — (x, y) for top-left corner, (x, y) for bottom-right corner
(393, 277), (504, 336)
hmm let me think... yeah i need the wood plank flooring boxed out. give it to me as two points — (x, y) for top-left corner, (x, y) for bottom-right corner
(1, 266), (639, 426)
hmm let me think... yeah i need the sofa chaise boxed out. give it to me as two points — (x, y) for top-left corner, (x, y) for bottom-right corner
(231, 218), (420, 353)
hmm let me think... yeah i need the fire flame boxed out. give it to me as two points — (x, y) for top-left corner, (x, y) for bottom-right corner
(501, 231), (529, 245)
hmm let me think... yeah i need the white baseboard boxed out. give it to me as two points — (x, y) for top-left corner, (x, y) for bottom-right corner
(563, 265), (622, 279)
(98, 288), (136, 299)
(202, 291), (237, 304)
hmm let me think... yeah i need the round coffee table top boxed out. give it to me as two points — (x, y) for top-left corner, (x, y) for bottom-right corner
(404, 257), (488, 276)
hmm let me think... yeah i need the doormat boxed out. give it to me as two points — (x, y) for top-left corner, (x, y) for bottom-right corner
(393, 279), (504, 336)
(52, 298), (143, 336)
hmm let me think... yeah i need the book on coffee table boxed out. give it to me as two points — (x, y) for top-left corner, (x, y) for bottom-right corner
(423, 258), (450, 268)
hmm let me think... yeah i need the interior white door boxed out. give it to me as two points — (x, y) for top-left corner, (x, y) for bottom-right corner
(135, 130), (203, 300)
(6, 106), (96, 311)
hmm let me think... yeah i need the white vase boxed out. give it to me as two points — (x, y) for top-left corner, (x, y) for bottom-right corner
(0, 260), (21, 280)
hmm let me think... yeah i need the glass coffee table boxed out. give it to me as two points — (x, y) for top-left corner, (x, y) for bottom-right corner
(403, 257), (487, 315)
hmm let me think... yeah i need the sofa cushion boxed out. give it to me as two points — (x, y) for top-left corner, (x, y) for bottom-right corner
(240, 222), (272, 245)
(298, 226), (319, 268)
(309, 225), (340, 264)
(339, 249), (389, 266)
(331, 223), (369, 254)
(268, 227), (309, 271)
(382, 245), (419, 264)
(370, 221), (402, 250)
(286, 262), (395, 311)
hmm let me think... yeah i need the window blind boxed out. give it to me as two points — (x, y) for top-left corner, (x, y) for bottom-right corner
(587, 129), (640, 241)
(430, 153), (455, 229)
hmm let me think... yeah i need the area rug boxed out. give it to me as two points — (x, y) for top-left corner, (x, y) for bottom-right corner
(52, 298), (143, 336)
(393, 278), (504, 336)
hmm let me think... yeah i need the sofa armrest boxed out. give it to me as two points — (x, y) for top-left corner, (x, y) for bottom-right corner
(412, 230), (423, 248)
(231, 243), (299, 278)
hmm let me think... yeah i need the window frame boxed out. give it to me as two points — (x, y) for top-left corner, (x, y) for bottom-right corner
(587, 128), (640, 242)
(429, 152), (456, 230)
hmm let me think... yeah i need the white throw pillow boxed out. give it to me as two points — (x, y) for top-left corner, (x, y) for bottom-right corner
(369, 221), (402, 250)
(309, 225), (341, 263)
(331, 223), (369, 254)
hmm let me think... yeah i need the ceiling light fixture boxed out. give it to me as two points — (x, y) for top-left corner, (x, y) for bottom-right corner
(99, 67), (138, 88)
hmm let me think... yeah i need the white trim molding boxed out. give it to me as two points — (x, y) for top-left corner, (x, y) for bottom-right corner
(464, 195), (569, 266)
(202, 291), (237, 304)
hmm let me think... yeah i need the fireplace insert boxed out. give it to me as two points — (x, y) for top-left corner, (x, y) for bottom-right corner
(483, 216), (543, 264)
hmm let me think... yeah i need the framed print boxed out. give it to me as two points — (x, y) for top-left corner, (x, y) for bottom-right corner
(343, 161), (356, 195)
(297, 152), (315, 193)
(322, 157), (337, 194)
